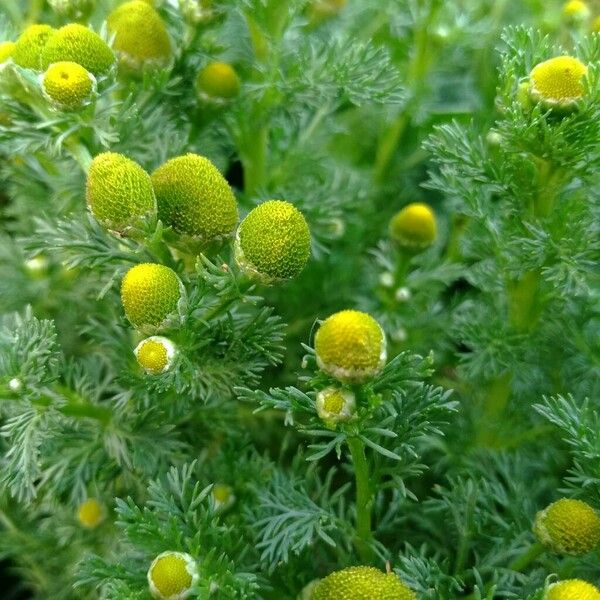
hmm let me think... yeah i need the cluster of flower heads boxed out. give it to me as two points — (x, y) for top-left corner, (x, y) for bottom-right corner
(561, 0), (600, 31)
(85, 149), (311, 375)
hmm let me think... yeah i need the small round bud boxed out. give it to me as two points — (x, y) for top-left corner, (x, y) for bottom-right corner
(77, 498), (105, 529)
(13, 25), (55, 70)
(235, 200), (311, 283)
(86, 152), (156, 233)
(152, 154), (238, 243)
(211, 483), (235, 513)
(528, 56), (587, 111)
(314, 310), (386, 383)
(108, 1), (172, 72)
(312, 566), (416, 600)
(179, 0), (214, 24)
(534, 498), (600, 555)
(134, 336), (177, 375)
(562, 0), (590, 23)
(546, 580), (600, 600)
(41, 24), (115, 77)
(0, 41), (16, 64)
(42, 61), (95, 110)
(486, 131), (503, 147)
(197, 62), (240, 102)
(8, 378), (22, 392)
(316, 387), (356, 426)
(391, 327), (408, 343)
(379, 272), (394, 288)
(48, 0), (96, 20)
(390, 202), (437, 252)
(395, 287), (411, 302)
(148, 551), (198, 600)
(25, 255), (49, 278)
(120, 263), (186, 333)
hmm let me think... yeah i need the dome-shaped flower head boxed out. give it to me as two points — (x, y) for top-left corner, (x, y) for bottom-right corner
(12, 25), (55, 70)
(77, 498), (105, 529)
(562, 0), (590, 23)
(196, 61), (241, 101)
(151, 154), (238, 243)
(316, 387), (356, 427)
(534, 498), (600, 555)
(314, 310), (386, 384)
(42, 61), (95, 110)
(134, 336), (177, 375)
(235, 200), (311, 283)
(148, 551), (198, 600)
(211, 483), (235, 513)
(120, 263), (185, 333)
(0, 41), (16, 64)
(312, 566), (416, 600)
(546, 580), (600, 600)
(48, 0), (96, 19)
(107, 0), (172, 72)
(86, 152), (156, 233)
(528, 56), (587, 111)
(390, 202), (437, 252)
(41, 24), (115, 77)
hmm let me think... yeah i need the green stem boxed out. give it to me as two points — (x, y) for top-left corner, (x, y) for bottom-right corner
(242, 125), (268, 196)
(509, 541), (545, 571)
(64, 138), (93, 173)
(347, 436), (374, 562)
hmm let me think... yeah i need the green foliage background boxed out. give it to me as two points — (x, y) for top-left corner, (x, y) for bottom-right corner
(0, 0), (599, 598)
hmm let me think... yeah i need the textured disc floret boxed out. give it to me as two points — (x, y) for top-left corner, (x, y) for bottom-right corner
(528, 56), (587, 110)
(314, 310), (386, 383)
(42, 61), (95, 110)
(316, 387), (356, 426)
(197, 62), (241, 100)
(13, 25), (55, 70)
(152, 154), (238, 242)
(534, 498), (600, 555)
(108, 1), (172, 71)
(41, 24), (115, 77)
(0, 41), (16, 64)
(148, 551), (198, 600)
(312, 566), (416, 600)
(77, 498), (105, 529)
(134, 336), (177, 375)
(546, 580), (600, 600)
(121, 263), (185, 333)
(235, 200), (311, 283)
(390, 202), (437, 251)
(86, 152), (156, 233)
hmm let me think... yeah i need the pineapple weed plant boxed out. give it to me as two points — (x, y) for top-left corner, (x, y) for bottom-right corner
(0, 0), (599, 598)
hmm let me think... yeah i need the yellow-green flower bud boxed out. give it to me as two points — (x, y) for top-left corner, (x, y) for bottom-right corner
(390, 202), (437, 252)
(86, 152), (156, 233)
(562, 0), (590, 23)
(593, 16), (600, 31)
(120, 263), (186, 333)
(179, 0), (214, 24)
(0, 41), (16, 64)
(197, 61), (240, 101)
(235, 200), (311, 283)
(77, 498), (105, 529)
(309, 0), (347, 23)
(107, 1), (172, 72)
(312, 566), (416, 600)
(42, 61), (95, 110)
(546, 580), (600, 600)
(316, 387), (356, 426)
(211, 483), (235, 513)
(528, 56), (587, 111)
(152, 154), (238, 243)
(534, 498), (600, 555)
(134, 336), (177, 375)
(41, 24), (115, 77)
(12, 25), (55, 70)
(48, 0), (96, 20)
(314, 310), (386, 383)
(147, 551), (198, 600)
